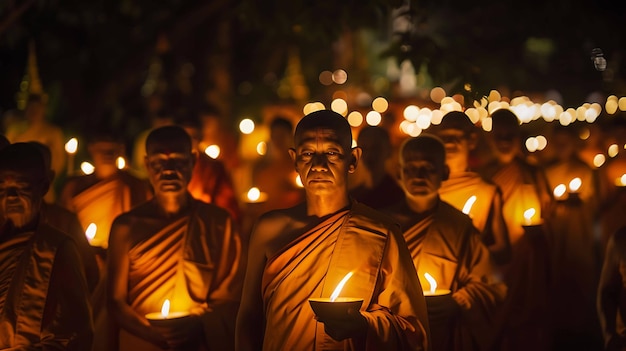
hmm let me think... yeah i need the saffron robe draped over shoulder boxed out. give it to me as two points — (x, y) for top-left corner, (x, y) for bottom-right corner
(60, 172), (151, 248)
(0, 221), (93, 350)
(439, 172), (497, 236)
(117, 200), (242, 351)
(262, 202), (430, 351)
(405, 201), (506, 351)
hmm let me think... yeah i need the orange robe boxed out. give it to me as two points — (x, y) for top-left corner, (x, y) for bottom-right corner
(262, 202), (430, 351)
(403, 201), (506, 351)
(60, 171), (151, 248)
(0, 221), (93, 349)
(188, 152), (242, 224)
(117, 200), (242, 351)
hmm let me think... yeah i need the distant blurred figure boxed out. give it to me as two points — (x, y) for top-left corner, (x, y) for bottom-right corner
(432, 111), (510, 266)
(349, 126), (404, 210)
(6, 94), (66, 203)
(198, 104), (240, 172)
(251, 116), (303, 211)
(180, 117), (242, 225)
(59, 131), (152, 249)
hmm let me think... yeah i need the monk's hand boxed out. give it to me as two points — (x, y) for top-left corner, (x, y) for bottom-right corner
(154, 314), (203, 349)
(425, 294), (459, 323)
(317, 307), (368, 342)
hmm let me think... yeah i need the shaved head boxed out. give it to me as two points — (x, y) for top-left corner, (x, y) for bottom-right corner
(400, 134), (446, 168)
(145, 125), (192, 155)
(294, 110), (352, 150)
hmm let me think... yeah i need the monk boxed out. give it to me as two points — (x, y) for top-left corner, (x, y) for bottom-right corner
(59, 131), (152, 249)
(236, 110), (430, 351)
(0, 142), (92, 349)
(107, 125), (243, 351)
(349, 126), (405, 210)
(384, 134), (505, 351)
(597, 226), (626, 351)
(431, 111), (510, 266)
(180, 118), (242, 224)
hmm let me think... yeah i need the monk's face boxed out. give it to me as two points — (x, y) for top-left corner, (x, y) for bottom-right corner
(88, 141), (123, 168)
(490, 126), (520, 163)
(436, 129), (472, 163)
(145, 140), (193, 194)
(289, 127), (358, 196)
(399, 149), (446, 198)
(0, 170), (45, 228)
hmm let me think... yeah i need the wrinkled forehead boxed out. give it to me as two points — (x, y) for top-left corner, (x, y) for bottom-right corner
(295, 128), (348, 148)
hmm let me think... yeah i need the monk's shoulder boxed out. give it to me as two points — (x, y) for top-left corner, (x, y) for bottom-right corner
(194, 199), (231, 221)
(351, 202), (401, 235)
(253, 206), (302, 242)
(111, 201), (152, 228)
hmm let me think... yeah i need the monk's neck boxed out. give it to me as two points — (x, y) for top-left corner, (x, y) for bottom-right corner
(94, 166), (118, 179)
(305, 193), (350, 218)
(406, 194), (438, 214)
(447, 158), (468, 174)
(155, 192), (191, 217)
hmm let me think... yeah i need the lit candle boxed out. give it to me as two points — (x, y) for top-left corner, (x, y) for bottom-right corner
(85, 223), (97, 245)
(145, 299), (191, 325)
(616, 174), (626, 187)
(204, 145), (221, 159)
(81, 161), (95, 175)
(462, 195), (477, 216)
(568, 177), (582, 193)
(116, 156), (126, 170)
(523, 208), (535, 226)
(65, 137), (78, 175)
(423, 272), (452, 297)
(553, 184), (567, 200)
(244, 187), (268, 203)
(309, 271), (363, 319)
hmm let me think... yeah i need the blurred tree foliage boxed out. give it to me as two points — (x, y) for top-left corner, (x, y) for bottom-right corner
(0, 0), (624, 134)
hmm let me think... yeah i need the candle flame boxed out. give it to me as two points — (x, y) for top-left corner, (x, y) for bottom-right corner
(553, 184), (566, 198)
(65, 138), (78, 154)
(204, 145), (221, 159)
(568, 177), (581, 192)
(618, 174), (626, 186)
(424, 272), (437, 294)
(85, 223), (97, 241)
(256, 142), (267, 156)
(247, 187), (261, 202)
(295, 174), (303, 188)
(116, 156), (126, 169)
(330, 271), (354, 302)
(161, 299), (170, 318)
(524, 208), (536, 221)
(81, 161), (95, 175)
(462, 195), (477, 215)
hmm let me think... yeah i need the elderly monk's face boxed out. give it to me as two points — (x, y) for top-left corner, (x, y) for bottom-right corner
(290, 127), (355, 195)
(399, 149), (445, 198)
(0, 170), (45, 228)
(145, 140), (193, 194)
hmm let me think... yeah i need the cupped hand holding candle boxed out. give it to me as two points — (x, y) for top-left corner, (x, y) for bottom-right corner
(309, 272), (367, 341)
(422, 273), (456, 322)
(145, 299), (201, 350)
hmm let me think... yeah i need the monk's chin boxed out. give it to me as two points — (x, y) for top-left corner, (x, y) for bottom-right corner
(159, 184), (183, 192)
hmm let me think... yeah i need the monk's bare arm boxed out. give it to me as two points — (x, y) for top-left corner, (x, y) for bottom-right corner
(107, 215), (167, 348)
(235, 212), (287, 351)
(487, 190), (511, 265)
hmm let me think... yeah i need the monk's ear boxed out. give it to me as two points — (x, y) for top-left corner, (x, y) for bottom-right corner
(288, 148), (297, 162)
(349, 147), (362, 174)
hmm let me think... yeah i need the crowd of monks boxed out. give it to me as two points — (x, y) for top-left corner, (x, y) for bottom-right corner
(1, 94), (626, 351)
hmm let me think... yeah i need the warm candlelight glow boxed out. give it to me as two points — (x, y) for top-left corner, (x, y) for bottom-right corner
(462, 195), (477, 215)
(568, 177), (582, 192)
(424, 272), (437, 294)
(239, 119), (255, 134)
(81, 161), (95, 175)
(161, 299), (170, 318)
(330, 271), (354, 302)
(256, 141), (267, 155)
(247, 187), (260, 202)
(85, 223), (97, 242)
(204, 145), (221, 159)
(617, 174), (626, 187)
(524, 208), (536, 226)
(116, 156), (126, 169)
(553, 184), (567, 198)
(295, 174), (303, 188)
(65, 138), (78, 154)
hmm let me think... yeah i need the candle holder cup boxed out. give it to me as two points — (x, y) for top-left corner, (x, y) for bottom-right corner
(309, 297), (363, 320)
